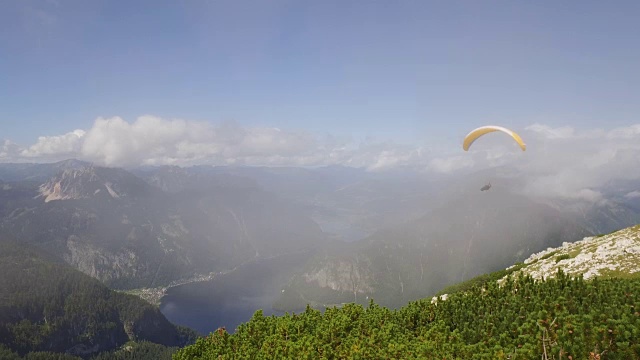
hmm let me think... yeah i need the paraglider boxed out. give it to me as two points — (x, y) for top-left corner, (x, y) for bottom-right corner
(462, 125), (526, 191)
(462, 125), (526, 152)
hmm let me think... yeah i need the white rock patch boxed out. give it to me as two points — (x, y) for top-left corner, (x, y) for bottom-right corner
(504, 226), (640, 281)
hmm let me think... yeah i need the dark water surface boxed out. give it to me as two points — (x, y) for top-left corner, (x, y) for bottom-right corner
(159, 252), (311, 335)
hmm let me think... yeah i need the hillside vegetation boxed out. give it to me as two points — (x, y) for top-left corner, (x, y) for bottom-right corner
(175, 271), (640, 359)
(0, 342), (177, 360)
(176, 224), (640, 359)
(0, 240), (196, 359)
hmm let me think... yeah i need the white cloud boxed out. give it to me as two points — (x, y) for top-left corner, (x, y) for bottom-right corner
(21, 130), (85, 158)
(624, 191), (640, 199)
(513, 123), (640, 202)
(1, 115), (431, 170)
(573, 189), (605, 203)
(525, 123), (575, 139)
(6, 117), (640, 203)
(428, 155), (474, 173)
(606, 124), (640, 139)
(337, 141), (427, 171)
(77, 115), (323, 167)
(0, 140), (22, 160)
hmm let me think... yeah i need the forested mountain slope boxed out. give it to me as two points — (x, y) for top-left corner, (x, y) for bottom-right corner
(0, 240), (196, 359)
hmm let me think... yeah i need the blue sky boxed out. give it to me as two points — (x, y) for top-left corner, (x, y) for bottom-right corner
(2, 0), (640, 171)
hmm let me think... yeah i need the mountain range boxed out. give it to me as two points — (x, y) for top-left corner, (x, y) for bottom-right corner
(3, 159), (640, 359)
(0, 160), (327, 289)
(2, 159), (640, 310)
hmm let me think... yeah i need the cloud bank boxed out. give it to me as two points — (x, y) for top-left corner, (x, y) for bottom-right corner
(514, 123), (640, 201)
(2, 116), (431, 171)
(4, 116), (640, 203)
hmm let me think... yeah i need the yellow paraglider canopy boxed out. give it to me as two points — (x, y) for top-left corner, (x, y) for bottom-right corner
(462, 125), (526, 151)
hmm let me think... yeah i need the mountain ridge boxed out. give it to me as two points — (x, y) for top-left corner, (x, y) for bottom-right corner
(0, 161), (328, 289)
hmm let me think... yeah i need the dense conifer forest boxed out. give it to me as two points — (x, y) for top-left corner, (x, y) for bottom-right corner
(0, 342), (177, 360)
(0, 240), (196, 359)
(175, 270), (640, 359)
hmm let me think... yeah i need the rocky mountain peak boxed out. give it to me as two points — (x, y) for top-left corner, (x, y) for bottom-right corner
(38, 165), (150, 202)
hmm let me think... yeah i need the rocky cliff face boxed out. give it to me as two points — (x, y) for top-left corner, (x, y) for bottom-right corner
(63, 236), (144, 283)
(38, 166), (154, 203)
(301, 255), (374, 294)
(39, 167), (100, 202)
